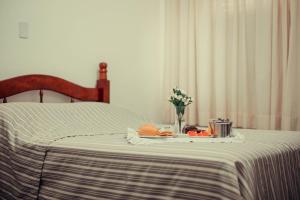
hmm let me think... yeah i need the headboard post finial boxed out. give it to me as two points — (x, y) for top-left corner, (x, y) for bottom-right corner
(99, 62), (107, 80)
(97, 62), (110, 103)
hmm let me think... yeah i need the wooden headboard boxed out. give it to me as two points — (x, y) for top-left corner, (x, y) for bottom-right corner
(0, 62), (110, 103)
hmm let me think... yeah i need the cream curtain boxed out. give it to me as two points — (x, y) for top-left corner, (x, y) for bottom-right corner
(163, 0), (300, 130)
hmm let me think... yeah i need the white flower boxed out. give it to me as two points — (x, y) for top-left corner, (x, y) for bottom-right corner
(183, 98), (188, 105)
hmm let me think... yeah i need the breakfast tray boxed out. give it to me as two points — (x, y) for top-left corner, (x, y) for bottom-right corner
(127, 128), (244, 145)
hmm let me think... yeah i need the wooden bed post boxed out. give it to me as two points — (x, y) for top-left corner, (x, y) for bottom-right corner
(97, 62), (110, 103)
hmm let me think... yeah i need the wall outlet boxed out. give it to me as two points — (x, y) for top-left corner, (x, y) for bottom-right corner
(18, 22), (29, 39)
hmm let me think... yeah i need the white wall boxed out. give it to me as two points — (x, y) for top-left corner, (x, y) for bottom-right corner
(0, 0), (165, 122)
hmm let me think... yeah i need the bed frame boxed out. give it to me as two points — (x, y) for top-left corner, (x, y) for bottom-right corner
(0, 62), (110, 103)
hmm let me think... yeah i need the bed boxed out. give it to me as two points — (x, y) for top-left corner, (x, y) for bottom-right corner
(0, 64), (299, 200)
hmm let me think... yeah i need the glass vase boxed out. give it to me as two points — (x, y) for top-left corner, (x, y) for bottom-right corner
(174, 105), (186, 134)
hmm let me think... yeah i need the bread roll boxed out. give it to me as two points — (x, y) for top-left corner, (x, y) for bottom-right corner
(159, 131), (173, 136)
(138, 124), (160, 136)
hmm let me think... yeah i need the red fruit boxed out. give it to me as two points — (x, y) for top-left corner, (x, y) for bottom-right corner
(187, 131), (198, 136)
(201, 131), (210, 136)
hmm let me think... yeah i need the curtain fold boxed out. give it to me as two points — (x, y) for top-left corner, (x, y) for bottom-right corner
(163, 0), (300, 130)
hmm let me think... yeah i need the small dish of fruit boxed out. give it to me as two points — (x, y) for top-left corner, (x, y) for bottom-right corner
(184, 125), (212, 137)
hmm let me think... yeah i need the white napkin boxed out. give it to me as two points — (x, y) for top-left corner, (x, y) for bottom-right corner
(127, 128), (245, 145)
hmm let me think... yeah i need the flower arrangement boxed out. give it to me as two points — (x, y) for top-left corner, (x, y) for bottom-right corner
(169, 87), (193, 107)
(169, 87), (193, 134)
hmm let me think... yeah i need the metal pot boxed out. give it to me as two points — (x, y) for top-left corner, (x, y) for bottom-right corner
(209, 119), (232, 138)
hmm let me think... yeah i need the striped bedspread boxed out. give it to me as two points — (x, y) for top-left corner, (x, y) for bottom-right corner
(0, 103), (300, 200)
